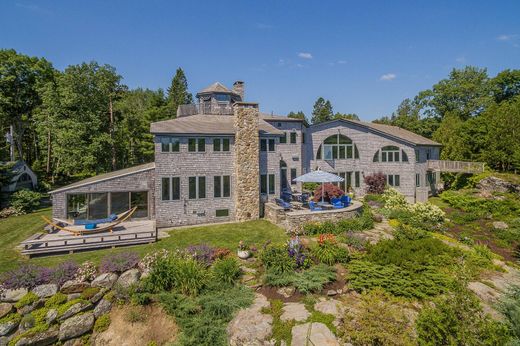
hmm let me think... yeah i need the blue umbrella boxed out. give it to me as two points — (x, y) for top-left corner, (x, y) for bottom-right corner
(292, 169), (344, 203)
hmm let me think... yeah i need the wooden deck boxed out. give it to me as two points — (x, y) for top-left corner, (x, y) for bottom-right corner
(19, 220), (156, 257)
(427, 160), (485, 173)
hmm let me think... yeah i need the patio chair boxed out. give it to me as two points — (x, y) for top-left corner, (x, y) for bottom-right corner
(331, 197), (341, 205)
(309, 201), (323, 211)
(332, 200), (344, 209)
(340, 195), (352, 207)
(275, 198), (292, 210)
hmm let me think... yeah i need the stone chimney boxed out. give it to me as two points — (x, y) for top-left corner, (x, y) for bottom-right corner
(232, 81), (245, 101)
(233, 102), (260, 221)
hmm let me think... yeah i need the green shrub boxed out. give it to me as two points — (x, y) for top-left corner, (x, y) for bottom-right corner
(147, 257), (177, 292)
(94, 314), (111, 333)
(292, 264), (336, 294)
(311, 242), (349, 265)
(303, 206), (374, 235)
(173, 258), (208, 296)
(394, 223), (429, 241)
(347, 260), (452, 299)
(211, 257), (241, 285)
(125, 306), (147, 323)
(259, 245), (295, 274)
(80, 287), (100, 300)
(497, 285), (520, 342)
(342, 288), (416, 345)
(416, 285), (511, 345)
(44, 292), (67, 308)
(14, 291), (39, 309)
(159, 285), (253, 346)
(9, 189), (42, 213)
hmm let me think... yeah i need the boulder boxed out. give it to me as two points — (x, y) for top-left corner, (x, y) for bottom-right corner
(14, 326), (59, 346)
(91, 273), (118, 290)
(1, 289), (27, 303)
(493, 221), (509, 230)
(45, 309), (58, 325)
(280, 303), (310, 322)
(291, 322), (339, 346)
(0, 336), (8, 346)
(18, 300), (43, 316)
(58, 312), (94, 341)
(93, 299), (112, 318)
(227, 294), (272, 346)
(58, 302), (92, 321)
(314, 299), (342, 317)
(60, 281), (89, 294)
(276, 287), (295, 298)
(116, 269), (140, 289)
(0, 304), (12, 319)
(32, 284), (58, 299)
(66, 294), (81, 301)
(89, 289), (106, 304)
(62, 338), (84, 346)
(0, 321), (18, 336)
(477, 176), (520, 194)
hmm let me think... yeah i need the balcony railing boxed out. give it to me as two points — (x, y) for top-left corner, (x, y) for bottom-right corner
(177, 103), (234, 117)
(427, 160), (485, 173)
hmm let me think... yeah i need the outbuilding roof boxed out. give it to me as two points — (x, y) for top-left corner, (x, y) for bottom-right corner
(150, 114), (284, 135)
(196, 82), (238, 95)
(49, 162), (155, 194)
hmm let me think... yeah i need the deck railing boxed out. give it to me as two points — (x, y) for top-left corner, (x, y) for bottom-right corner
(177, 103), (234, 117)
(427, 160), (485, 173)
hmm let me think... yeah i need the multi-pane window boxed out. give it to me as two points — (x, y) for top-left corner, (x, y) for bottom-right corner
(290, 168), (297, 184)
(373, 146), (409, 162)
(319, 134), (359, 160)
(387, 174), (400, 187)
(337, 171), (361, 191)
(189, 176), (206, 199)
(161, 177), (180, 201)
(280, 132), (287, 144)
(213, 138), (230, 152)
(188, 138), (205, 152)
(415, 149), (420, 163)
(161, 137), (180, 152)
(260, 139), (275, 152)
(290, 132), (297, 144)
(214, 175), (231, 198)
(260, 174), (275, 194)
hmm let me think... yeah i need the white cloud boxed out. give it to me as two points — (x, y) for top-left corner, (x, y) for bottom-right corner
(497, 34), (516, 41)
(297, 52), (313, 59)
(380, 73), (396, 81)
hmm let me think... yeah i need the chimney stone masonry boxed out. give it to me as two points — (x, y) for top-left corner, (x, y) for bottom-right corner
(233, 81), (245, 101)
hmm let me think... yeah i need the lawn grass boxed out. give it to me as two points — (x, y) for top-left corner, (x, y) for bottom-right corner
(0, 209), (288, 273)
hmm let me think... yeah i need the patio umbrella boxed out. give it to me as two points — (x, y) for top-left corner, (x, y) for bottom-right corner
(292, 169), (344, 203)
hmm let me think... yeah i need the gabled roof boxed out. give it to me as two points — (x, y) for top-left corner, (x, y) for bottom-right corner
(150, 114), (284, 136)
(311, 118), (441, 146)
(49, 162), (155, 194)
(197, 82), (237, 95)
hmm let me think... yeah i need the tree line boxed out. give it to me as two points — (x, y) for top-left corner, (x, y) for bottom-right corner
(293, 67), (520, 172)
(0, 49), (192, 186)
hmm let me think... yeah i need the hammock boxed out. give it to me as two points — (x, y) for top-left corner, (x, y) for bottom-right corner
(41, 207), (137, 236)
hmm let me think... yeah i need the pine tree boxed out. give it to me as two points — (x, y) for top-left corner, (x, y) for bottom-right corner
(167, 68), (193, 118)
(311, 97), (333, 124)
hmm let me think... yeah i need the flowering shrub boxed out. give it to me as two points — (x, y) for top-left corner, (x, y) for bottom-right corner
(287, 237), (309, 268)
(238, 240), (248, 251)
(1, 265), (49, 289)
(408, 202), (445, 226)
(50, 261), (79, 286)
(186, 244), (216, 267)
(100, 252), (139, 273)
(313, 183), (345, 203)
(381, 187), (408, 210)
(0, 207), (23, 219)
(312, 234), (349, 265)
(318, 233), (336, 245)
(138, 249), (170, 274)
(364, 172), (387, 194)
(75, 261), (97, 282)
(213, 248), (231, 260)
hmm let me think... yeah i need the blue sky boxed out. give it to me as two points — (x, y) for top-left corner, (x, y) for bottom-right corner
(1, 1), (519, 121)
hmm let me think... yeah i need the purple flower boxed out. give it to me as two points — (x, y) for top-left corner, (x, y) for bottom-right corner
(100, 252), (139, 273)
(185, 244), (216, 266)
(1, 265), (48, 289)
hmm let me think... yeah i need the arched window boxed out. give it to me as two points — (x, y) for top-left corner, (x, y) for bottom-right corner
(316, 134), (359, 160)
(372, 146), (409, 163)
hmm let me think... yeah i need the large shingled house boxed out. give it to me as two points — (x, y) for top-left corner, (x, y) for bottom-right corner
(50, 81), (478, 228)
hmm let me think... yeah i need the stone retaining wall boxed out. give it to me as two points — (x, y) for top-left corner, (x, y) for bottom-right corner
(264, 201), (363, 234)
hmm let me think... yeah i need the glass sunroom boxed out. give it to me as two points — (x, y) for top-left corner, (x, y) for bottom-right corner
(66, 191), (149, 220)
